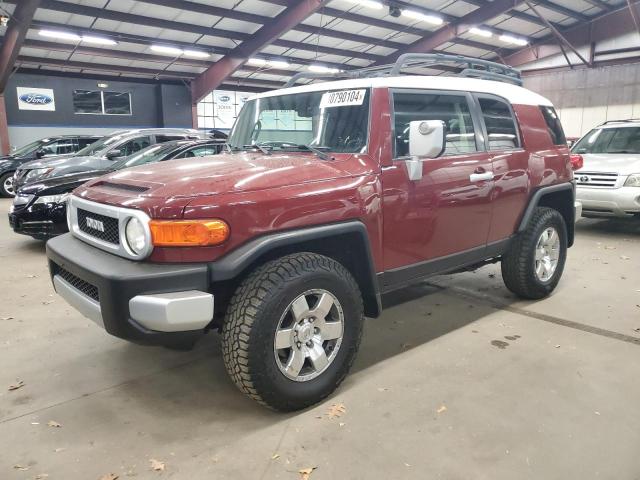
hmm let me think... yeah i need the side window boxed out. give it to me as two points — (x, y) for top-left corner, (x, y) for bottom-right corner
(156, 135), (186, 143)
(118, 136), (151, 157)
(392, 92), (478, 157)
(478, 98), (520, 150)
(77, 137), (100, 149)
(175, 146), (216, 158)
(41, 139), (76, 156)
(539, 106), (567, 146)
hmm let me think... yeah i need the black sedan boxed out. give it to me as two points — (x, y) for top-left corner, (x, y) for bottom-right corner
(9, 139), (223, 240)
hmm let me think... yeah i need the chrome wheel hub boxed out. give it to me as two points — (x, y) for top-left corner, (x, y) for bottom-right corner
(534, 227), (560, 282)
(274, 289), (344, 382)
(4, 176), (14, 196)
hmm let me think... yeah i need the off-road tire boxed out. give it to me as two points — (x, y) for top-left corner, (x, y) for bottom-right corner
(0, 172), (15, 197)
(222, 252), (364, 411)
(501, 207), (567, 299)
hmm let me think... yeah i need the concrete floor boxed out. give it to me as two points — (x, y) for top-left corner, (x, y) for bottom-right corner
(1, 196), (639, 480)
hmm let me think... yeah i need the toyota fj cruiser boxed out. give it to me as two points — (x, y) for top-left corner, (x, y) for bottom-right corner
(46, 55), (578, 411)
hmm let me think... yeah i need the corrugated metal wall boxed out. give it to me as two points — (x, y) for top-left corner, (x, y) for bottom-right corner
(523, 63), (640, 138)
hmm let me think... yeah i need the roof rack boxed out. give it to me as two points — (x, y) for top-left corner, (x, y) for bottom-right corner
(600, 118), (640, 125)
(283, 53), (523, 88)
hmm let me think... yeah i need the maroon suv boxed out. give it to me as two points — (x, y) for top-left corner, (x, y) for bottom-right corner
(46, 56), (577, 411)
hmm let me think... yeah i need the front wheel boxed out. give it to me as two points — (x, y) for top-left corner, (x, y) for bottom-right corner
(0, 172), (15, 197)
(222, 252), (364, 411)
(501, 207), (568, 299)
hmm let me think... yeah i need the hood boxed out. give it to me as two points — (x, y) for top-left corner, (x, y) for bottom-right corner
(577, 153), (640, 175)
(17, 154), (96, 171)
(19, 169), (109, 196)
(79, 151), (373, 199)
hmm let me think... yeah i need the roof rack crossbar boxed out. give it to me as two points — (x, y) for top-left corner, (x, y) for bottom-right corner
(600, 118), (640, 125)
(282, 53), (523, 88)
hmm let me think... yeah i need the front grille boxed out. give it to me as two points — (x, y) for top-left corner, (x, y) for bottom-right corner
(77, 208), (119, 245)
(576, 172), (618, 188)
(56, 266), (99, 302)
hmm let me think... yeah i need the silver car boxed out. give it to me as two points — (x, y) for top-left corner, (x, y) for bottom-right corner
(14, 128), (203, 190)
(573, 120), (640, 218)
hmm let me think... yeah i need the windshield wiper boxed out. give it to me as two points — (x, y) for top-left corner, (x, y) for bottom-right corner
(298, 144), (331, 160)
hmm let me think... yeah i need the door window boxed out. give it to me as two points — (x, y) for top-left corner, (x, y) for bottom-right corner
(175, 145), (218, 158)
(478, 98), (520, 150)
(40, 139), (76, 156)
(117, 136), (152, 157)
(540, 106), (566, 145)
(77, 137), (100, 149)
(156, 135), (188, 143)
(392, 92), (478, 157)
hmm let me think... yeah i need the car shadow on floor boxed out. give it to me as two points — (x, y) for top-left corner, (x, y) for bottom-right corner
(576, 217), (640, 236)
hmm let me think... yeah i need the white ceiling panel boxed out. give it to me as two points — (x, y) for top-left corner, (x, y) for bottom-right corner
(234, 0), (285, 17)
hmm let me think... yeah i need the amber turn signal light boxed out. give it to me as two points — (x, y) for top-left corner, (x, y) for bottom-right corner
(149, 219), (230, 247)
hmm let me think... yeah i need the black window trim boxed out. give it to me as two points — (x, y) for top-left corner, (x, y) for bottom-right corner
(472, 92), (523, 152)
(389, 88), (487, 160)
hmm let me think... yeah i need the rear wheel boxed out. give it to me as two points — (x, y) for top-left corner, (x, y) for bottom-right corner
(0, 172), (15, 197)
(222, 252), (364, 411)
(501, 207), (567, 299)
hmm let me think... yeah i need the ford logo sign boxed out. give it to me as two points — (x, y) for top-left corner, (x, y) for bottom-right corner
(19, 93), (53, 105)
(219, 95), (231, 102)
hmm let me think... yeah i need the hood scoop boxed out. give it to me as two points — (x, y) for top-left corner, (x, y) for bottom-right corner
(93, 180), (150, 193)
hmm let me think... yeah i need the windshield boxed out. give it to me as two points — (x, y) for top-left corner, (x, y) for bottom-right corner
(111, 142), (184, 170)
(75, 133), (127, 157)
(573, 126), (640, 154)
(12, 139), (47, 158)
(228, 88), (370, 154)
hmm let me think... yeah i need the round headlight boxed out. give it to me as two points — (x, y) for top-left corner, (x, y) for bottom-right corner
(125, 217), (147, 255)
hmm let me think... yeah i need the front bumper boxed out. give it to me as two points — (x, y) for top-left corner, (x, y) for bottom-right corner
(46, 234), (214, 346)
(8, 201), (68, 239)
(576, 186), (640, 217)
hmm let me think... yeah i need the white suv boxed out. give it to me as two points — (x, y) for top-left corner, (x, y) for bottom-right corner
(572, 120), (640, 218)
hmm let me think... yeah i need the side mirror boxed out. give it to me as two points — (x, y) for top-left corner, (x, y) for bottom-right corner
(106, 149), (122, 160)
(406, 120), (446, 181)
(35, 149), (45, 159)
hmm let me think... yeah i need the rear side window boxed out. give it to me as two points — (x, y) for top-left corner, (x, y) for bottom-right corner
(77, 137), (100, 149)
(540, 106), (566, 145)
(156, 135), (187, 143)
(392, 91), (478, 157)
(478, 98), (520, 150)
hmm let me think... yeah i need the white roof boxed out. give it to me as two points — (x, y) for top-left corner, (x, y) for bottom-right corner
(254, 75), (553, 107)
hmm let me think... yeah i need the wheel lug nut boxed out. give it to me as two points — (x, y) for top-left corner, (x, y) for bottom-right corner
(306, 341), (313, 347)
(314, 327), (319, 334)
(297, 342), (302, 348)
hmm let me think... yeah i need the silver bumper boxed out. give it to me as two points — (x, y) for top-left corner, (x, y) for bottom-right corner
(574, 200), (582, 222)
(53, 274), (214, 333)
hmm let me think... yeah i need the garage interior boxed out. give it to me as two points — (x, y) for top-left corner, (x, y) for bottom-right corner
(1, 0), (640, 479)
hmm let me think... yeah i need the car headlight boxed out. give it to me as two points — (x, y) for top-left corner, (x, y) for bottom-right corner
(34, 193), (69, 204)
(25, 167), (54, 181)
(125, 217), (147, 255)
(624, 174), (640, 187)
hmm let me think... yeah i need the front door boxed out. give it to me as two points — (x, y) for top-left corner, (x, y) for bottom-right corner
(381, 89), (493, 286)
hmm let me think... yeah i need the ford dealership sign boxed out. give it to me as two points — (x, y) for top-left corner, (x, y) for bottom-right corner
(16, 87), (56, 111)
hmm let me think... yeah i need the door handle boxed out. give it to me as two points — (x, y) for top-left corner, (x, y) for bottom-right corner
(469, 171), (494, 182)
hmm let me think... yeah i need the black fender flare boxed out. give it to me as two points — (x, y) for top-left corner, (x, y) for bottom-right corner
(208, 221), (382, 317)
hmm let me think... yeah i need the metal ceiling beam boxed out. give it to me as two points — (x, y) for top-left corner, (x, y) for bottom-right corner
(504, 3), (639, 66)
(0, 0), (41, 93)
(377, 0), (525, 64)
(16, 55), (284, 90)
(628, 0), (640, 36)
(28, 20), (353, 71)
(191, 0), (328, 103)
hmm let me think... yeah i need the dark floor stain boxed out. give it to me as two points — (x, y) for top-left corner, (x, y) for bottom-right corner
(491, 340), (509, 349)
(504, 335), (521, 341)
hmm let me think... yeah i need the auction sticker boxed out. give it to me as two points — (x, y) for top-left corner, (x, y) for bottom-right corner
(320, 89), (366, 108)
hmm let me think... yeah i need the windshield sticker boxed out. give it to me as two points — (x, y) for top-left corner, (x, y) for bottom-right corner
(320, 89), (366, 108)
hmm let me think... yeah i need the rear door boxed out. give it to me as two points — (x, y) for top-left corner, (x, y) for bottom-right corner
(381, 89), (493, 278)
(474, 95), (531, 243)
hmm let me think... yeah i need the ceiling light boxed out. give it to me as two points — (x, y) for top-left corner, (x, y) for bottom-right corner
(401, 10), (444, 25)
(268, 60), (290, 69)
(499, 34), (528, 46)
(39, 30), (81, 41)
(469, 27), (492, 38)
(81, 35), (118, 46)
(346, 0), (383, 9)
(183, 49), (210, 58)
(247, 57), (267, 66)
(308, 65), (341, 73)
(150, 45), (183, 55)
